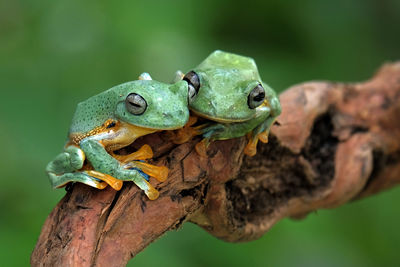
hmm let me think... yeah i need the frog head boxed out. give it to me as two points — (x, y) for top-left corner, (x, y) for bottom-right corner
(183, 50), (274, 122)
(69, 78), (190, 134)
(115, 79), (189, 130)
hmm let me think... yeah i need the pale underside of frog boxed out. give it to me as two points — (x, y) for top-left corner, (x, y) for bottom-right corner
(173, 50), (282, 156)
(46, 74), (189, 200)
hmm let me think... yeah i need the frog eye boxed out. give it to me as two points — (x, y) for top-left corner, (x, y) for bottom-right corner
(183, 71), (200, 103)
(248, 84), (265, 109)
(125, 93), (147, 115)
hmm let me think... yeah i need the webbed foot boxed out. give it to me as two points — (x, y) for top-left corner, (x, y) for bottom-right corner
(123, 161), (168, 182)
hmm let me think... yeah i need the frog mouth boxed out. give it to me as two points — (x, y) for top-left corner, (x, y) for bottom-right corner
(189, 100), (269, 123)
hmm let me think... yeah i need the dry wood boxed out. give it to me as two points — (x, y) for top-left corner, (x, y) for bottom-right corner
(31, 62), (400, 266)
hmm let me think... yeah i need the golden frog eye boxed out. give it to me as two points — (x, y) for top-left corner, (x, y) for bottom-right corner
(248, 84), (265, 109)
(125, 93), (147, 115)
(183, 71), (200, 103)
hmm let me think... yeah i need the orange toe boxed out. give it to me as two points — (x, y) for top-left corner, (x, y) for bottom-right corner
(113, 144), (154, 163)
(144, 180), (160, 200)
(95, 182), (108, 190)
(172, 115), (204, 144)
(258, 131), (269, 143)
(131, 161), (169, 182)
(85, 170), (123, 190)
(195, 139), (210, 158)
(187, 115), (198, 127)
(244, 134), (259, 157)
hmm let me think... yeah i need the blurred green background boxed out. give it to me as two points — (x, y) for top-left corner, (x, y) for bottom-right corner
(1, 0), (399, 266)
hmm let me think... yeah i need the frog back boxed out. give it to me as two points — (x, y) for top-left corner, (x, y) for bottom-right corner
(68, 86), (121, 134)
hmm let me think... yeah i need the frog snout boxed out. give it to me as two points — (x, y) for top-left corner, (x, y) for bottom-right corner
(162, 109), (187, 119)
(163, 108), (189, 126)
(162, 112), (172, 118)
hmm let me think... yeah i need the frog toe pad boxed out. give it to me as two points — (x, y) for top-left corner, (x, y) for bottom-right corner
(144, 182), (160, 200)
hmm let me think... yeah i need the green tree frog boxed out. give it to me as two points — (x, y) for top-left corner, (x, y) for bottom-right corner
(46, 73), (189, 200)
(174, 50), (281, 156)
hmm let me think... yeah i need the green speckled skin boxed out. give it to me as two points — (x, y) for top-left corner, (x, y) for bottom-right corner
(188, 50), (281, 141)
(47, 79), (189, 195)
(190, 51), (263, 121)
(70, 80), (189, 133)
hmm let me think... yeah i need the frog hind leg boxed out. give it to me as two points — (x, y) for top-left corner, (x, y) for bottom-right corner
(48, 171), (107, 190)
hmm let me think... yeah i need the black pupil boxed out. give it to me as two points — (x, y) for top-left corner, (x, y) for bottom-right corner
(129, 100), (141, 108)
(253, 91), (265, 102)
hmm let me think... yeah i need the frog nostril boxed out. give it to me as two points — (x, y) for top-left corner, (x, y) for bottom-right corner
(162, 112), (172, 118)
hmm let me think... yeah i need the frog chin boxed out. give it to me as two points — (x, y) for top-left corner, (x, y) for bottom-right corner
(190, 109), (253, 123)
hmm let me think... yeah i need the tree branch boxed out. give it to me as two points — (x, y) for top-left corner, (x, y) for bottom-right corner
(31, 62), (400, 267)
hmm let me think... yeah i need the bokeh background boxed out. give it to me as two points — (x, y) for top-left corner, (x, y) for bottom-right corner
(1, 0), (400, 266)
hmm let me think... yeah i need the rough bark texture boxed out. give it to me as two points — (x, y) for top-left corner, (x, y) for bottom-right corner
(32, 62), (400, 266)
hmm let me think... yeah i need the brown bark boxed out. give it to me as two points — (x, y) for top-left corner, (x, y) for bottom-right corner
(31, 62), (400, 266)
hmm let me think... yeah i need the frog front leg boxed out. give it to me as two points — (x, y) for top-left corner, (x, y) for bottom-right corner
(46, 145), (99, 188)
(46, 145), (85, 175)
(194, 123), (227, 157)
(80, 138), (160, 200)
(243, 116), (276, 156)
(46, 145), (123, 190)
(48, 171), (108, 190)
